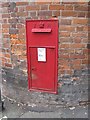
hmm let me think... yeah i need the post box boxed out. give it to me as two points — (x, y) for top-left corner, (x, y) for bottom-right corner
(26, 19), (58, 94)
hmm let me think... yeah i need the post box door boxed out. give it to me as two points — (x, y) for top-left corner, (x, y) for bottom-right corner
(29, 47), (56, 91)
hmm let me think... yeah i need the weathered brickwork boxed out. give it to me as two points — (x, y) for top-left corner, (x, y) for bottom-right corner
(0, 3), (2, 76)
(1, 1), (89, 109)
(2, 1), (89, 75)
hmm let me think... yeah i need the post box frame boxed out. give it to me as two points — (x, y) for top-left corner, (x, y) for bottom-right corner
(26, 19), (58, 94)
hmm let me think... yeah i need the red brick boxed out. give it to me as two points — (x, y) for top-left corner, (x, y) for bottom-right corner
(72, 60), (81, 65)
(62, 11), (77, 17)
(72, 32), (88, 38)
(16, 2), (28, 6)
(11, 45), (25, 55)
(70, 54), (85, 59)
(59, 37), (73, 43)
(2, 28), (9, 33)
(77, 12), (85, 17)
(18, 7), (26, 12)
(49, 5), (64, 10)
(38, 11), (52, 16)
(7, 59), (11, 63)
(52, 11), (60, 17)
(3, 39), (10, 48)
(68, 49), (75, 54)
(17, 12), (28, 17)
(10, 34), (18, 39)
(2, 57), (7, 63)
(6, 49), (10, 53)
(2, 2), (10, 7)
(82, 60), (88, 64)
(74, 37), (82, 43)
(85, 11), (89, 18)
(2, 61), (5, 67)
(70, 44), (86, 48)
(11, 39), (25, 44)
(11, 45), (17, 53)
(11, 24), (16, 28)
(2, 24), (10, 28)
(11, 13), (16, 17)
(73, 19), (88, 25)
(30, 11), (37, 17)
(8, 18), (18, 23)
(0, 52), (3, 57)
(72, 65), (81, 70)
(74, 5), (88, 11)
(4, 53), (10, 58)
(88, 60), (90, 64)
(18, 34), (25, 39)
(59, 49), (69, 54)
(83, 49), (89, 54)
(2, 48), (6, 53)
(19, 28), (25, 33)
(26, 5), (40, 11)
(59, 69), (72, 76)
(83, 26), (88, 31)
(3, 34), (10, 38)
(60, 26), (75, 31)
(65, 5), (73, 10)
(76, 26), (84, 31)
(59, 60), (69, 65)
(82, 38), (88, 43)
(60, 19), (71, 25)
(2, 19), (7, 23)
(40, 5), (48, 10)
(58, 69), (64, 75)
(60, 31), (70, 37)
(18, 55), (26, 60)
(2, 14), (10, 18)
(16, 24), (25, 29)
(59, 54), (69, 59)
(60, 64), (70, 70)
(60, 44), (70, 48)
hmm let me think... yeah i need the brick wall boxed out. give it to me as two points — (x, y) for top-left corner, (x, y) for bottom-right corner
(2, 1), (89, 76)
(1, 1), (89, 108)
(0, 3), (2, 80)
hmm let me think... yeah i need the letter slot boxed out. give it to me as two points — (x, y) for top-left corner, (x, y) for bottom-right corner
(32, 28), (52, 33)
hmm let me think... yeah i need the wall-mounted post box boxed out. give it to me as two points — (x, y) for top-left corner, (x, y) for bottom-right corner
(26, 19), (58, 94)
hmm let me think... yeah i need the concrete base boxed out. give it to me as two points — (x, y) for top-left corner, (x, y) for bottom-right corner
(2, 67), (89, 112)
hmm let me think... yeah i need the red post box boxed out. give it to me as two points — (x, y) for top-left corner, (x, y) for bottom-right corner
(26, 19), (58, 94)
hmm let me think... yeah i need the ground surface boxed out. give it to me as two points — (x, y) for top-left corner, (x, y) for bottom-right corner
(0, 97), (89, 119)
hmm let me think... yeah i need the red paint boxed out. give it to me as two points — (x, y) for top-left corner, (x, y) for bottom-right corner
(26, 20), (58, 94)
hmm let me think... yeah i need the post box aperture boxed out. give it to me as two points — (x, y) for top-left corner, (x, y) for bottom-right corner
(26, 20), (58, 94)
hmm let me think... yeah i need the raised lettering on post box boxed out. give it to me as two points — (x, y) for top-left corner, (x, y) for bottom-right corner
(26, 20), (58, 94)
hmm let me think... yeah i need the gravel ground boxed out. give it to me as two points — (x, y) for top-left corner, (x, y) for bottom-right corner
(0, 97), (89, 119)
